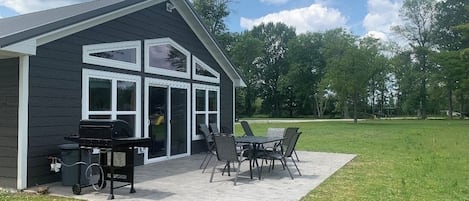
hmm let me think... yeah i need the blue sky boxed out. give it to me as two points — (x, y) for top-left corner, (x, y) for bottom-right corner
(0, 0), (403, 40)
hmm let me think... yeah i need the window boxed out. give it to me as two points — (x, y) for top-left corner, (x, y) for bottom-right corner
(192, 84), (219, 140)
(145, 38), (190, 79)
(82, 69), (141, 137)
(192, 56), (220, 83)
(83, 41), (141, 71)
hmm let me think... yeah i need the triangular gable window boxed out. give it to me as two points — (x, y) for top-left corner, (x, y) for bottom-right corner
(144, 38), (191, 79)
(89, 49), (136, 63)
(192, 56), (220, 83)
(195, 63), (217, 78)
(83, 41), (141, 71)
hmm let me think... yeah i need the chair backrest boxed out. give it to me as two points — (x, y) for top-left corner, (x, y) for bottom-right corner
(283, 127), (299, 149)
(209, 123), (220, 134)
(266, 128), (286, 138)
(199, 123), (214, 151)
(240, 121), (254, 136)
(213, 134), (239, 162)
(283, 131), (301, 157)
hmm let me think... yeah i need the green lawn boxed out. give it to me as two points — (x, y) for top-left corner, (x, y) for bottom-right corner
(235, 119), (469, 201)
(0, 190), (78, 201)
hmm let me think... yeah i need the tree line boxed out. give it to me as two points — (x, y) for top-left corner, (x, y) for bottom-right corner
(193, 0), (469, 122)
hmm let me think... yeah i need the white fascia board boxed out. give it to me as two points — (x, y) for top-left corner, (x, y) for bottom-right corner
(1, 39), (36, 56)
(36, 0), (164, 46)
(172, 0), (246, 87)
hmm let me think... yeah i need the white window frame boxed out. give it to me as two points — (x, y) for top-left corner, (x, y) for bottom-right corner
(144, 38), (191, 79)
(192, 56), (220, 83)
(82, 69), (142, 137)
(192, 84), (220, 141)
(83, 40), (141, 71)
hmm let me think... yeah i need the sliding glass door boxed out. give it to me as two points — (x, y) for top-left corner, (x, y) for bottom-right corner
(145, 79), (190, 163)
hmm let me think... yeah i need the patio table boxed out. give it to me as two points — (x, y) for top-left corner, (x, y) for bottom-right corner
(235, 136), (284, 180)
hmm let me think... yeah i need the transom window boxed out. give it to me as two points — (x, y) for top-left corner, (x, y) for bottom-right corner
(192, 56), (220, 83)
(192, 84), (219, 140)
(83, 41), (141, 71)
(145, 38), (190, 79)
(82, 69), (141, 137)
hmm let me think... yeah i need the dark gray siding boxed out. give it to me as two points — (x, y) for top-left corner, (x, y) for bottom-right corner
(27, 3), (234, 186)
(0, 58), (19, 188)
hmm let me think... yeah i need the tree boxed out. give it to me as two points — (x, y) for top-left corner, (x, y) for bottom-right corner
(392, 0), (438, 119)
(250, 22), (296, 117)
(322, 29), (378, 123)
(192, 0), (233, 49)
(432, 0), (469, 119)
(230, 32), (264, 116)
(285, 32), (326, 117)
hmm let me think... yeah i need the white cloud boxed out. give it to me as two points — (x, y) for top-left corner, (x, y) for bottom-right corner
(240, 3), (347, 34)
(365, 30), (388, 41)
(0, 0), (89, 14)
(363, 0), (403, 42)
(260, 0), (289, 5)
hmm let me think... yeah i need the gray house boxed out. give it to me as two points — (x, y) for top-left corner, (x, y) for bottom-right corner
(0, 0), (244, 190)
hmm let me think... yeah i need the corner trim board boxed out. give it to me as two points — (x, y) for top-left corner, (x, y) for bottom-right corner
(17, 55), (29, 190)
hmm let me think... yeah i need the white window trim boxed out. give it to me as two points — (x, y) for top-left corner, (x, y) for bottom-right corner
(82, 69), (142, 137)
(144, 78), (191, 164)
(192, 56), (220, 83)
(192, 84), (220, 141)
(144, 38), (191, 79)
(83, 40), (141, 71)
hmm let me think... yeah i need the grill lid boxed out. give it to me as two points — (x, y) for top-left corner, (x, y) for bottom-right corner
(79, 119), (133, 139)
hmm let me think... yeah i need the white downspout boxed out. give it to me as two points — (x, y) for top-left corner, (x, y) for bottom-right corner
(17, 55), (29, 190)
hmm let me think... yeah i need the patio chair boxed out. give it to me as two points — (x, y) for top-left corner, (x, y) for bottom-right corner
(210, 134), (250, 185)
(209, 123), (220, 134)
(240, 121), (255, 136)
(199, 123), (216, 173)
(284, 127), (301, 162)
(260, 131), (302, 179)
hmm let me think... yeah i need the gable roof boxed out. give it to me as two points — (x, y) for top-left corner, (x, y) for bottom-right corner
(0, 0), (245, 87)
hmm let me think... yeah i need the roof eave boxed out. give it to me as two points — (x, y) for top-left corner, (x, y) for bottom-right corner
(0, 0), (164, 57)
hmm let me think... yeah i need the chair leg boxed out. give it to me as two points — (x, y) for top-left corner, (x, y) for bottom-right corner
(210, 160), (218, 183)
(293, 149), (300, 162)
(222, 162), (231, 176)
(282, 157), (294, 180)
(200, 152), (210, 169)
(234, 161), (241, 186)
(249, 159), (253, 179)
(291, 157), (302, 176)
(202, 153), (213, 173)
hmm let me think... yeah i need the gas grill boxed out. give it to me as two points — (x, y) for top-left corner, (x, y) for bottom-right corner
(65, 119), (151, 200)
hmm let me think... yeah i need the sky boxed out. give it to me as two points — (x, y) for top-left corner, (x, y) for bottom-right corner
(0, 0), (404, 41)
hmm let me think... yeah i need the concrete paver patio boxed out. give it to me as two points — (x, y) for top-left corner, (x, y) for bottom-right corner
(46, 151), (355, 201)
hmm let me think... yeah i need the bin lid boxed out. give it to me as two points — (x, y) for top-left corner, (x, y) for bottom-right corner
(58, 143), (79, 150)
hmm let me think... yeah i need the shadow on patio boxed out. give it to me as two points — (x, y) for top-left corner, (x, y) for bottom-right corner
(46, 151), (355, 201)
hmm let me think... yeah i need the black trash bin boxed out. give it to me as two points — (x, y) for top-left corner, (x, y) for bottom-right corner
(58, 144), (91, 186)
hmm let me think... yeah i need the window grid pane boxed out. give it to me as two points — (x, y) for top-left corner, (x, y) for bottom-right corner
(196, 89), (206, 111)
(89, 78), (112, 111)
(117, 81), (136, 111)
(208, 90), (217, 111)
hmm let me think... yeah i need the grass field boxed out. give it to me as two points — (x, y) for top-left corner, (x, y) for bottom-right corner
(234, 119), (469, 201)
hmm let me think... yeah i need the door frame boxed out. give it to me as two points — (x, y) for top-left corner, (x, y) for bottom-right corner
(144, 78), (191, 164)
